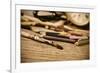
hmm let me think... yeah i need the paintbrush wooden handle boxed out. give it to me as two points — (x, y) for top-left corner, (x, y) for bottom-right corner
(43, 35), (76, 43)
(21, 31), (63, 50)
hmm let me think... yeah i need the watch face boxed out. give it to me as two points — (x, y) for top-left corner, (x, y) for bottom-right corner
(66, 12), (89, 26)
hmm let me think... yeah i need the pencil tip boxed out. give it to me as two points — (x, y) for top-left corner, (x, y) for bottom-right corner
(56, 45), (63, 50)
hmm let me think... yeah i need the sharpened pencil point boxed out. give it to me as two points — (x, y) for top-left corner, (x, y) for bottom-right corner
(56, 45), (63, 50)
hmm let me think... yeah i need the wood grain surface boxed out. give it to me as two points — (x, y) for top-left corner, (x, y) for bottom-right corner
(21, 29), (89, 63)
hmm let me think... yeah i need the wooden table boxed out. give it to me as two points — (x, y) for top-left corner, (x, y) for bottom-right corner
(21, 29), (89, 63)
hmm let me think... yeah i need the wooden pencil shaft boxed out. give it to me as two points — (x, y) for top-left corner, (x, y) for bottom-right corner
(21, 31), (34, 39)
(21, 22), (36, 26)
(68, 30), (89, 36)
(31, 26), (55, 33)
(43, 35), (76, 43)
(44, 32), (88, 40)
(75, 38), (89, 46)
(21, 31), (63, 50)
(22, 15), (65, 28)
(45, 32), (70, 39)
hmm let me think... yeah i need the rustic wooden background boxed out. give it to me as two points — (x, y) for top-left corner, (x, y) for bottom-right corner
(21, 29), (89, 63)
